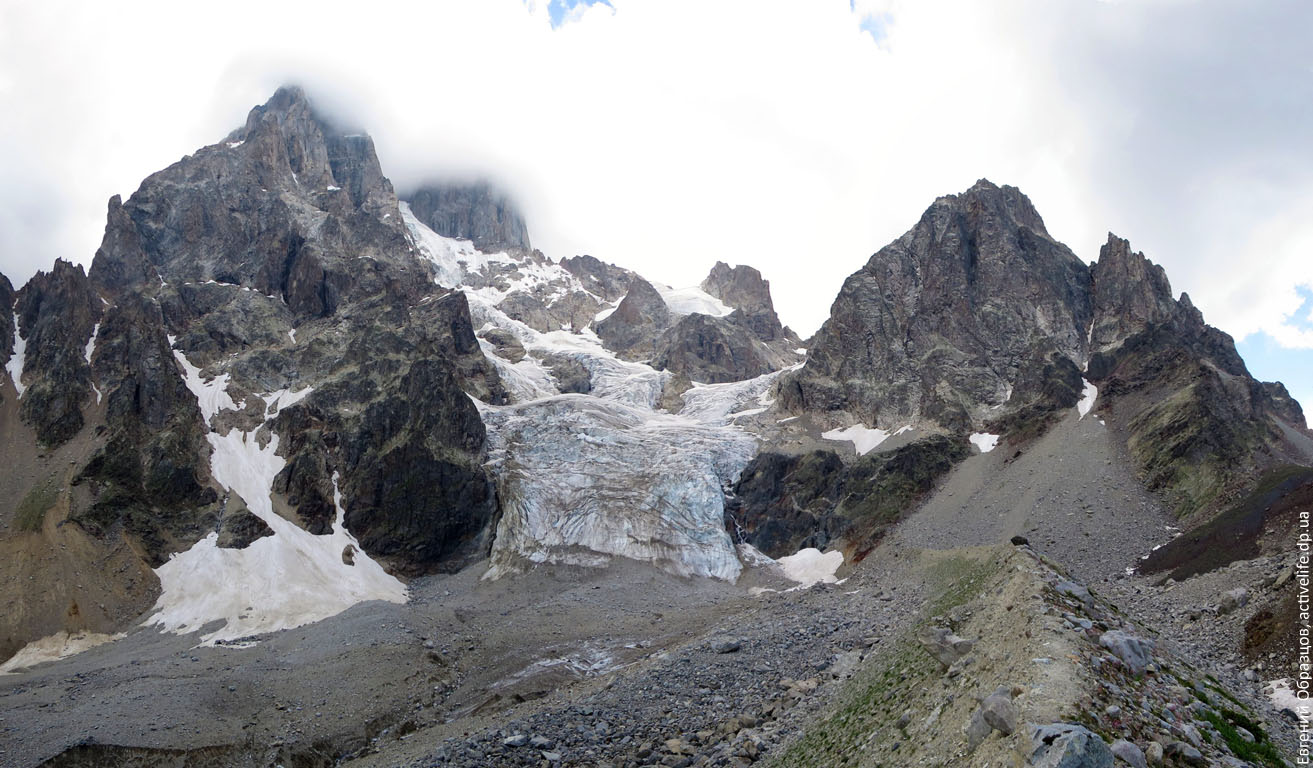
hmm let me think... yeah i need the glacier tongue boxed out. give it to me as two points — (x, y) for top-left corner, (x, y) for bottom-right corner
(403, 210), (785, 581)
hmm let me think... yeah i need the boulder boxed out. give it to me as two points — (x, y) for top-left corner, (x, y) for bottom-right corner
(1110, 739), (1146, 768)
(1028, 723), (1114, 768)
(1098, 630), (1155, 675)
(1217, 587), (1249, 615)
(918, 626), (974, 669)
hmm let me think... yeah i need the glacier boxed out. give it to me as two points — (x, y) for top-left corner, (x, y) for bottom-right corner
(402, 207), (785, 582)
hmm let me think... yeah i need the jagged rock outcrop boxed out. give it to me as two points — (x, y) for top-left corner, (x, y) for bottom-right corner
(71, 294), (218, 564)
(701, 261), (784, 341)
(594, 277), (672, 359)
(560, 254), (636, 302)
(404, 182), (530, 252)
(1086, 233), (1310, 517)
(780, 180), (1093, 433)
(652, 313), (776, 384)
(13, 260), (102, 446)
(728, 435), (968, 558)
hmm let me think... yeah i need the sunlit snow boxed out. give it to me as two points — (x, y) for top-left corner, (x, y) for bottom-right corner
(777, 548), (844, 587)
(146, 432), (407, 645)
(822, 423), (891, 456)
(0, 631), (123, 674)
(172, 347), (243, 425)
(653, 283), (733, 318)
(83, 322), (100, 364)
(969, 432), (1000, 453)
(1077, 379), (1098, 418)
(1266, 679), (1310, 721)
(5, 313), (25, 397)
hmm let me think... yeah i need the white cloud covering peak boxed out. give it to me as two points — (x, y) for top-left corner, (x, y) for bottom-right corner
(1, 1), (1310, 395)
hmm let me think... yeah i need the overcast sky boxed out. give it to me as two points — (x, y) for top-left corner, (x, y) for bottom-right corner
(1, 0), (1310, 418)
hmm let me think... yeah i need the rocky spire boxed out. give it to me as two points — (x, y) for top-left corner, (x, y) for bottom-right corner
(1088, 233), (1177, 354)
(700, 261), (783, 340)
(781, 179), (1093, 431)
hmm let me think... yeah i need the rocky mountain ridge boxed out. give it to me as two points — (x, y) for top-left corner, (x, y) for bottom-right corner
(0, 85), (1309, 768)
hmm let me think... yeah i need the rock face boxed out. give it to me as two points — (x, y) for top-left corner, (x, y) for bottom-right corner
(12, 260), (102, 446)
(404, 182), (530, 252)
(780, 179), (1310, 527)
(781, 180), (1092, 432)
(0, 86), (509, 660)
(594, 278), (672, 359)
(1087, 232), (1311, 517)
(700, 261), (784, 341)
(727, 435), (968, 557)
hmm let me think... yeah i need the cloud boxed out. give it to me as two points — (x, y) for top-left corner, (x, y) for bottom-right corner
(1, 1), (1310, 404)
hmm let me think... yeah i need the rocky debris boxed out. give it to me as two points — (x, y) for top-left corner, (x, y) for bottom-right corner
(780, 179), (1093, 433)
(1028, 722), (1114, 767)
(404, 181), (531, 253)
(480, 326), (527, 363)
(1144, 740), (1164, 764)
(542, 354), (592, 394)
(728, 435), (968, 557)
(594, 277), (671, 360)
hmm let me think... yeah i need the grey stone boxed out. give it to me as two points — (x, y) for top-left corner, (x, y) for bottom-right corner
(1217, 588), (1249, 615)
(966, 709), (991, 751)
(981, 693), (1017, 735)
(1144, 741), (1163, 765)
(1028, 723), (1114, 768)
(917, 626), (975, 668)
(711, 639), (742, 654)
(503, 734), (530, 747)
(1110, 739), (1146, 768)
(1098, 630), (1155, 675)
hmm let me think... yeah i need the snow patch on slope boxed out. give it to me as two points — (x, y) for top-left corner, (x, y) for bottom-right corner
(0, 631), (124, 674)
(970, 432), (1000, 453)
(1077, 379), (1098, 419)
(776, 548), (844, 587)
(147, 431), (407, 645)
(654, 283), (733, 318)
(172, 347), (242, 425)
(83, 322), (100, 364)
(6, 313), (26, 397)
(822, 423), (891, 456)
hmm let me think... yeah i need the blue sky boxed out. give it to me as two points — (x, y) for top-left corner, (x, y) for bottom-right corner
(1237, 286), (1313, 426)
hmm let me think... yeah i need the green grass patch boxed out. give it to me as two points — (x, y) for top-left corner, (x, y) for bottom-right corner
(15, 478), (60, 531)
(1199, 708), (1284, 768)
(767, 552), (1004, 768)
